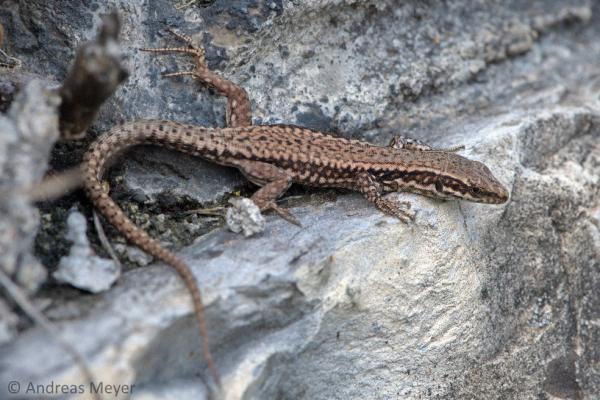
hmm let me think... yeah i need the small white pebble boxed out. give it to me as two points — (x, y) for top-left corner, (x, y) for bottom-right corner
(226, 198), (265, 237)
(53, 210), (120, 293)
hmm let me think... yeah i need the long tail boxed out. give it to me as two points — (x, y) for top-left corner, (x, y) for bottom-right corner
(82, 120), (220, 386)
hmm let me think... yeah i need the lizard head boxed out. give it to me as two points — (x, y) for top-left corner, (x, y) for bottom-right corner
(380, 153), (509, 204)
(443, 158), (510, 204)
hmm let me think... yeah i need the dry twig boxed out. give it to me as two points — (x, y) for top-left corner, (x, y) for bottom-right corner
(58, 12), (128, 139)
(25, 167), (84, 202)
(93, 210), (122, 267)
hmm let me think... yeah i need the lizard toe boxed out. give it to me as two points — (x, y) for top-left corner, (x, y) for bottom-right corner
(266, 202), (302, 227)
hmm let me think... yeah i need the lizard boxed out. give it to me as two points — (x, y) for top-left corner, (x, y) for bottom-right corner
(81, 29), (509, 387)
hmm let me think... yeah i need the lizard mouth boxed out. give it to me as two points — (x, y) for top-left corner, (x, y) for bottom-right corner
(489, 186), (510, 204)
(468, 185), (510, 204)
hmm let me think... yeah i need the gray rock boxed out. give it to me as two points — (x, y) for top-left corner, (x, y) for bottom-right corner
(120, 146), (245, 205)
(0, 1), (599, 400)
(53, 211), (120, 294)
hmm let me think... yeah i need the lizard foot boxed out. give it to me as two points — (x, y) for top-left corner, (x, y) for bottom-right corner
(374, 197), (415, 223)
(388, 136), (465, 152)
(139, 28), (208, 74)
(264, 202), (302, 227)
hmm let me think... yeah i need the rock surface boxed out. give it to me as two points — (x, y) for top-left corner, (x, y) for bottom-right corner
(1, 1), (599, 399)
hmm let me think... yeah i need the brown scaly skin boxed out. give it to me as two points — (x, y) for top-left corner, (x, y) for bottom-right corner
(82, 29), (509, 388)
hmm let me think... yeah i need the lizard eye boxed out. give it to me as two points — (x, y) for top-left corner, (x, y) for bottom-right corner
(435, 181), (444, 193)
(470, 187), (482, 195)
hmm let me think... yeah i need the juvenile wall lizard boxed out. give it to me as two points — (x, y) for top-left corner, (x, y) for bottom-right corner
(82, 29), (508, 386)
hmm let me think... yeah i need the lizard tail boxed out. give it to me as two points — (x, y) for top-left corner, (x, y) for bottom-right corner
(82, 121), (221, 387)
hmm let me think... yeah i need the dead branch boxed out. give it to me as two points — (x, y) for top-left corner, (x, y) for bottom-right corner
(24, 166), (84, 201)
(58, 12), (128, 139)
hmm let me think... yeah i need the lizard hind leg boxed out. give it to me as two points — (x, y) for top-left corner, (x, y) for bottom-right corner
(233, 160), (301, 226)
(140, 28), (252, 127)
(389, 136), (465, 152)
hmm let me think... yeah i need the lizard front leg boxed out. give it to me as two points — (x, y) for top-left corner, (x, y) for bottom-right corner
(232, 160), (300, 226)
(356, 172), (414, 223)
(389, 136), (465, 152)
(141, 29), (252, 127)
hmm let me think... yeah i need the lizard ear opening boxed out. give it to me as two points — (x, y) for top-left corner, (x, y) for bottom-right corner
(435, 181), (444, 193)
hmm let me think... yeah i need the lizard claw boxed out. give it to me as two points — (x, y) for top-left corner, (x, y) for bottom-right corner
(266, 202), (302, 227)
(139, 28), (207, 72)
(388, 136), (465, 153)
(164, 28), (198, 49)
(375, 197), (415, 223)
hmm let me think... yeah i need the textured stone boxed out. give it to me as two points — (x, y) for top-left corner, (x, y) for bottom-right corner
(0, 1), (599, 399)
